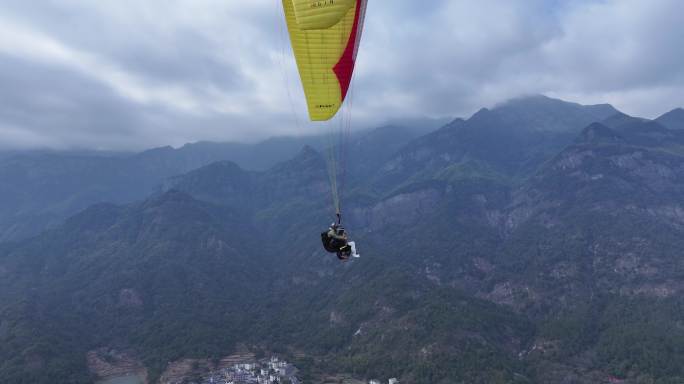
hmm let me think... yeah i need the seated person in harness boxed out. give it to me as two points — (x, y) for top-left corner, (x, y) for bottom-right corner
(321, 221), (360, 260)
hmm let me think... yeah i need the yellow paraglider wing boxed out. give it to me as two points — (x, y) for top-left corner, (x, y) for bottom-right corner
(282, 0), (367, 121)
(291, 0), (355, 30)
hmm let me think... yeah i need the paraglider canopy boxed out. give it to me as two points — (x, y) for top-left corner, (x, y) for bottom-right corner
(282, 0), (368, 121)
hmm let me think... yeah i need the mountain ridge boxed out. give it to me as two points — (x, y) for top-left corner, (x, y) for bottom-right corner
(656, 107), (684, 130)
(2, 96), (684, 383)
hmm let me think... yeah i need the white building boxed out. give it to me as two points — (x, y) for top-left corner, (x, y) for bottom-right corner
(389, 379), (400, 384)
(369, 380), (381, 384)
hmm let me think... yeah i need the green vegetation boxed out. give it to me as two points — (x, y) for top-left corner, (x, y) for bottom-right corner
(2, 98), (684, 383)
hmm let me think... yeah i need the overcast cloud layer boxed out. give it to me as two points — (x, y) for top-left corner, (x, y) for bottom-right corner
(0, 0), (682, 150)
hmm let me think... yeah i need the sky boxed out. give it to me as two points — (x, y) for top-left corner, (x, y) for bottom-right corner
(0, 0), (682, 150)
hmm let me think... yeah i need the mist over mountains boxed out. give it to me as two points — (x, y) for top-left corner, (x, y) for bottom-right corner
(2, 96), (684, 383)
(0, 118), (439, 243)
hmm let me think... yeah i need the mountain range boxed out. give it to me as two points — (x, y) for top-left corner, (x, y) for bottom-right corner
(0, 119), (439, 243)
(1, 95), (684, 383)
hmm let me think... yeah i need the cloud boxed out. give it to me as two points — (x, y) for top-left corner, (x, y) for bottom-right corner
(0, 0), (682, 150)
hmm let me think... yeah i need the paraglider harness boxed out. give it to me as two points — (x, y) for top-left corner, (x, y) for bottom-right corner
(321, 214), (359, 260)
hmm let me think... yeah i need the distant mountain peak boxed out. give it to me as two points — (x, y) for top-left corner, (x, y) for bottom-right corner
(493, 94), (617, 112)
(495, 94), (572, 108)
(663, 107), (684, 114)
(482, 94), (620, 133)
(137, 145), (175, 157)
(656, 108), (684, 130)
(473, 107), (491, 115)
(500, 93), (553, 103)
(468, 107), (494, 121)
(288, 145), (324, 164)
(601, 112), (648, 129)
(658, 107), (684, 118)
(576, 122), (623, 144)
(494, 94), (618, 113)
(267, 145), (325, 176)
(165, 160), (247, 187)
